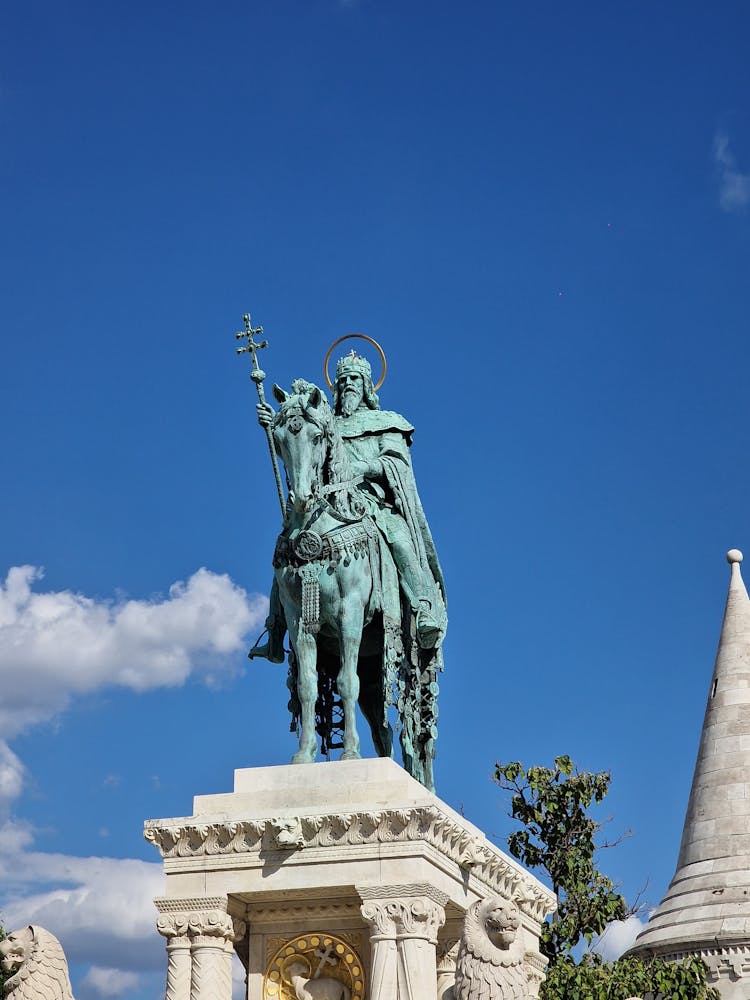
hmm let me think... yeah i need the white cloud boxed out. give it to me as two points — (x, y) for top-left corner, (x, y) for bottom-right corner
(79, 965), (140, 998)
(0, 566), (267, 739)
(714, 131), (750, 213)
(0, 564), (267, 992)
(0, 840), (164, 971)
(0, 742), (25, 816)
(593, 914), (646, 961)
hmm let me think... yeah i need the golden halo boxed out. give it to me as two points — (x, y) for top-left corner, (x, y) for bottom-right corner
(324, 333), (387, 392)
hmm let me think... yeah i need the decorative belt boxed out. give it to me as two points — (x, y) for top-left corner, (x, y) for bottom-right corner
(273, 522), (370, 570)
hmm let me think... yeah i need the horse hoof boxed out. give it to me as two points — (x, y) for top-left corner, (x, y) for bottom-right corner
(291, 750), (316, 765)
(340, 750), (361, 761)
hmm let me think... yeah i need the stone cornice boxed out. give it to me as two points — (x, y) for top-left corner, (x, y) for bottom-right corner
(144, 806), (555, 925)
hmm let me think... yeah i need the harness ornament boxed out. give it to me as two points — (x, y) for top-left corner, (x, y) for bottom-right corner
(294, 530), (324, 561)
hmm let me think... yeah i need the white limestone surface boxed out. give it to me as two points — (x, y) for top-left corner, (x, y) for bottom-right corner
(631, 551), (750, 998)
(145, 757), (556, 1000)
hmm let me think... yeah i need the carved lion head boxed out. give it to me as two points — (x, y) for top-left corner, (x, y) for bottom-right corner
(0, 925), (74, 999)
(0, 927), (34, 977)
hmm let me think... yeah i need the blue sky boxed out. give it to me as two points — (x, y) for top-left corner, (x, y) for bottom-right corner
(1, 1), (750, 995)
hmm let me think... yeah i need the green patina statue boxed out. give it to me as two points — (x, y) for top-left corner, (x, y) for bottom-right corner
(239, 323), (446, 791)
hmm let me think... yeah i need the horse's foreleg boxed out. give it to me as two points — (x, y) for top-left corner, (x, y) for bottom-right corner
(338, 607), (365, 761)
(290, 623), (318, 765)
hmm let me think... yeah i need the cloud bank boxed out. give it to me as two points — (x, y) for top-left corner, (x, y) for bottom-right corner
(0, 565), (267, 739)
(714, 131), (750, 213)
(0, 564), (265, 997)
(593, 914), (647, 960)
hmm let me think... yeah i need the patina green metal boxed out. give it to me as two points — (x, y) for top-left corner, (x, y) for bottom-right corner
(238, 322), (447, 791)
(235, 314), (286, 518)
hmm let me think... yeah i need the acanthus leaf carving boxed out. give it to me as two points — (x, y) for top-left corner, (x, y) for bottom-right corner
(144, 806), (555, 925)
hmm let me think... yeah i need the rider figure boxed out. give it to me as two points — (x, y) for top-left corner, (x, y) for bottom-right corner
(250, 352), (446, 662)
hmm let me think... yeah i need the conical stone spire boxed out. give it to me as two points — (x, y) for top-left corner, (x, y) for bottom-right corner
(631, 549), (750, 997)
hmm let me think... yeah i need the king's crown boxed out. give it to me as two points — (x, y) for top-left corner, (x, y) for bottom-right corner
(335, 350), (372, 381)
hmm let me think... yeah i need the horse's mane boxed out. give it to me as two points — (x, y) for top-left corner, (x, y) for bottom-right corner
(273, 382), (356, 516)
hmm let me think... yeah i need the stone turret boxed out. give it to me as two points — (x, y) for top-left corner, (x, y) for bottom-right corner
(630, 549), (750, 998)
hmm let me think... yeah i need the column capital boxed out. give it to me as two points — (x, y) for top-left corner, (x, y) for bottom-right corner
(155, 897), (246, 943)
(358, 885), (447, 944)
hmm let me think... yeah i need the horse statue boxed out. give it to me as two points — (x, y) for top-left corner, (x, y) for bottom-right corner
(267, 379), (443, 790)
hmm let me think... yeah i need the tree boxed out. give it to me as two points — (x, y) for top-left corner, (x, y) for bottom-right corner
(494, 756), (720, 1000)
(0, 919), (6, 990)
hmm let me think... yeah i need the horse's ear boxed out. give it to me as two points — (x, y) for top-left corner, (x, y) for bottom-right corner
(272, 384), (288, 404)
(308, 386), (323, 408)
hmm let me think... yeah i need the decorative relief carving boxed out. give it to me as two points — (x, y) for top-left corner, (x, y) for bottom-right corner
(361, 898), (446, 943)
(263, 932), (365, 1000)
(359, 890), (447, 943)
(265, 932), (363, 967)
(253, 901), (363, 926)
(270, 817), (305, 849)
(156, 905), (245, 944)
(695, 946), (750, 983)
(144, 809), (553, 924)
(437, 939), (460, 973)
(145, 821), (265, 857)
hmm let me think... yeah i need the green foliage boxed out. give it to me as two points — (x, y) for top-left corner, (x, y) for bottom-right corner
(0, 919), (6, 990)
(495, 755), (627, 960)
(543, 953), (721, 1000)
(494, 756), (721, 1000)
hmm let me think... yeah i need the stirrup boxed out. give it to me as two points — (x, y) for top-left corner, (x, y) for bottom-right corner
(248, 629), (285, 664)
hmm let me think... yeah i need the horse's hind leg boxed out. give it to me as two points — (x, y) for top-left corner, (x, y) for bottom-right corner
(290, 623), (318, 765)
(358, 678), (393, 758)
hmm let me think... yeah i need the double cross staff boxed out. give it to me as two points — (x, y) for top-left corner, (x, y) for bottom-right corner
(235, 313), (286, 518)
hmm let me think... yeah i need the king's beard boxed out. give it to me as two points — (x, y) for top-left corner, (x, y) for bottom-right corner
(340, 389), (362, 416)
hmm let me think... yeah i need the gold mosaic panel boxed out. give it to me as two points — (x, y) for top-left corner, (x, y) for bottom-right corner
(263, 932), (365, 1000)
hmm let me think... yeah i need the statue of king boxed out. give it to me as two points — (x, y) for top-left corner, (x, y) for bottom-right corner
(246, 337), (447, 790)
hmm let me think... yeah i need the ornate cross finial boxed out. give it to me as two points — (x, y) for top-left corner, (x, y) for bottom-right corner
(235, 313), (267, 374)
(233, 311), (286, 518)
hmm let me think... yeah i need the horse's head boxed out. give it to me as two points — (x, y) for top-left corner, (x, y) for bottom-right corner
(272, 382), (334, 514)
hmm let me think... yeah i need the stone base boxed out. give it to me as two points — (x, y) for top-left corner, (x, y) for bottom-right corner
(145, 758), (555, 1000)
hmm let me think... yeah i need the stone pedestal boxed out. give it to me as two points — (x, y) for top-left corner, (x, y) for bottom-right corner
(145, 758), (555, 1000)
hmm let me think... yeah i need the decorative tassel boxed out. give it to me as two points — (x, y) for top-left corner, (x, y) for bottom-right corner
(300, 564), (321, 634)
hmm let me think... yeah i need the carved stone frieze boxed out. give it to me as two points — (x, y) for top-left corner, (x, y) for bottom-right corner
(250, 900), (363, 924)
(144, 807), (553, 924)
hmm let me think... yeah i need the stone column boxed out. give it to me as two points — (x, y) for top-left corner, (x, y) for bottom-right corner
(188, 909), (244, 1000)
(157, 914), (192, 1000)
(358, 884), (447, 1000)
(155, 898), (246, 1000)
